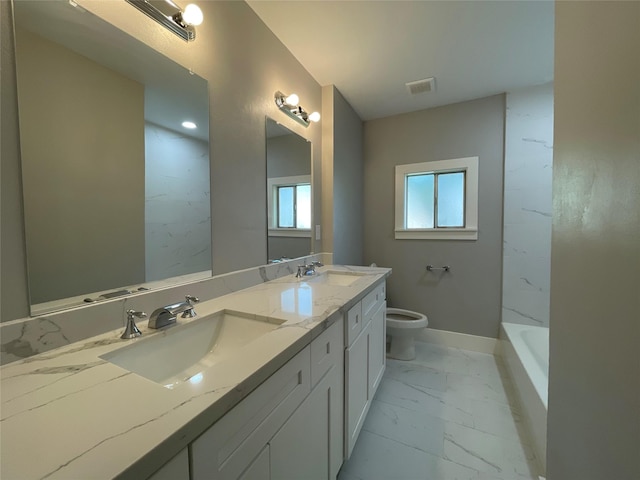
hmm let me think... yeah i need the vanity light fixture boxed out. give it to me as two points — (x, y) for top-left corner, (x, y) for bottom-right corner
(125, 0), (203, 42)
(274, 91), (320, 128)
(182, 121), (197, 129)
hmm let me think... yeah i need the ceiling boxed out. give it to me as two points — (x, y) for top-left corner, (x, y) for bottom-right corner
(247, 0), (554, 121)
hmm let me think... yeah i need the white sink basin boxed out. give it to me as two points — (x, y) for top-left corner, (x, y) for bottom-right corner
(100, 310), (284, 388)
(308, 270), (368, 287)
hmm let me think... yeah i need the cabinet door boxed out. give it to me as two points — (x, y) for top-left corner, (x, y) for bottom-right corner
(271, 320), (343, 480)
(344, 324), (369, 459)
(368, 301), (386, 396)
(270, 368), (331, 480)
(238, 445), (270, 480)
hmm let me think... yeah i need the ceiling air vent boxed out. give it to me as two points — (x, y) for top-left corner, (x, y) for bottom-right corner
(405, 77), (436, 95)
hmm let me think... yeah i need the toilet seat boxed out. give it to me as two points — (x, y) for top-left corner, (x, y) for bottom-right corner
(386, 308), (428, 329)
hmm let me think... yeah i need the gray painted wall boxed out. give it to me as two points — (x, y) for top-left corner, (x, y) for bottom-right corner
(502, 83), (553, 327)
(1, 0), (30, 321)
(332, 88), (364, 266)
(1, 0), (322, 322)
(547, 2), (640, 478)
(363, 95), (505, 338)
(321, 86), (364, 266)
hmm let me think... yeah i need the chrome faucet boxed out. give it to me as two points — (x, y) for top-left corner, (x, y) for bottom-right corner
(295, 261), (324, 278)
(148, 295), (200, 329)
(121, 309), (146, 339)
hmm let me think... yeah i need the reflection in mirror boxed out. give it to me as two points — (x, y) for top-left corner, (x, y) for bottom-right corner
(266, 117), (312, 263)
(13, 0), (211, 314)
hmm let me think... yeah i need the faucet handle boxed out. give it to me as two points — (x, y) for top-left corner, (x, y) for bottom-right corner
(127, 309), (147, 319)
(182, 295), (199, 318)
(185, 294), (199, 305)
(122, 309), (146, 339)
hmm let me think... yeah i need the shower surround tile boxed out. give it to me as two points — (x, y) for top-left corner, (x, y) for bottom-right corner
(502, 83), (553, 328)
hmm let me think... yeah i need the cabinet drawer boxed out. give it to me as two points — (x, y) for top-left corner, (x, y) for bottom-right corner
(362, 282), (385, 324)
(345, 302), (362, 347)
(191, 346), (311, 480)
(311, 318), (344, 388)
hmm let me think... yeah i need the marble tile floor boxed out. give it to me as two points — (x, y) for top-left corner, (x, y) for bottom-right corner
(338, 341), (541, 480)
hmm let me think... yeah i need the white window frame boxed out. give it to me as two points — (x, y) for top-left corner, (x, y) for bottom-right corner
(267, 175), (312, 238)
(395, 156), (478, 240)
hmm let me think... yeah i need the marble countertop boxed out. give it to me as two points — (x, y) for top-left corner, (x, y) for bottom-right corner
(0, 265), (390, 480)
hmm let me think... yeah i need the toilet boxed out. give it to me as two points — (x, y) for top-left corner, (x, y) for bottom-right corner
(386, 308), (428, 360)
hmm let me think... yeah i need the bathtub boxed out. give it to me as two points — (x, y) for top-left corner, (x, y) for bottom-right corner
(500, 322), (549, 474)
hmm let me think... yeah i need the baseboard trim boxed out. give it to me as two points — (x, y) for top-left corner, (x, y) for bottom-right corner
(415, 328), (498, 354)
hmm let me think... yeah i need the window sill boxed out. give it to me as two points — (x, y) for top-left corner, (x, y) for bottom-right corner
(268, 229), (312, 238)
(394, 228), (478, 240)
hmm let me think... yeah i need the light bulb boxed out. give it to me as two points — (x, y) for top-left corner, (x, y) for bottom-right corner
(308, 111), (321, 123)
(182, 4), (203, 26)
(182, 121), (197, 129)
(285, 93), (299, 106)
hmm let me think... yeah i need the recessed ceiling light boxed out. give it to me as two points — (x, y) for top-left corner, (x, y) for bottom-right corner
(182, 121), (197, 129)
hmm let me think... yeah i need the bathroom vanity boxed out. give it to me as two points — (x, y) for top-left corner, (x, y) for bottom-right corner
(0, 265), (389, 480)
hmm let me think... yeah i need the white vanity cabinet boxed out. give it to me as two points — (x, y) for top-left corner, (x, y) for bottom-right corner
(190, 318), (344, 480)
(270, 317), (344, 480)
(344, 281), (386, 459)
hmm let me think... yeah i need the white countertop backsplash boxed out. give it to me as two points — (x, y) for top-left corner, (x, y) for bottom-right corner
(0, 261), (390, 480)
(0, 254), (329, 366)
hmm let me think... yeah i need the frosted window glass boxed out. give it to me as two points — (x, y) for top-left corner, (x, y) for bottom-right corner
(437, 172), (465, 227)
(406, 174), (434, 228)
(278, 186), (294, 227)
(296, 184), (311, 229)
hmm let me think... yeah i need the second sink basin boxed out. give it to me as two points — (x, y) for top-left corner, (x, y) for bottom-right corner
(308, 270), (368, 286)
(101, 310), (284, 388)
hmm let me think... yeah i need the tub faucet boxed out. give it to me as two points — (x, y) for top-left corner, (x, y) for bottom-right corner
(148, 295), (200, 329)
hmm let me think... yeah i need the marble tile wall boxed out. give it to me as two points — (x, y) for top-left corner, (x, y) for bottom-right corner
(145, 123), (212, 282)
(0, 253), (332, 365)
(502, 84), (554, 327)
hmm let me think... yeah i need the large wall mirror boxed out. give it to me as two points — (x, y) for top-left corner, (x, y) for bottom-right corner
(13, 0), (211, 314)
(266, 117), (313, 263)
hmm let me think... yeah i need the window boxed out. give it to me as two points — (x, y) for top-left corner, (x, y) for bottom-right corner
(268, 175), (311, 237)
(395, 157), (478, 240)
(276, 184), (311, 228)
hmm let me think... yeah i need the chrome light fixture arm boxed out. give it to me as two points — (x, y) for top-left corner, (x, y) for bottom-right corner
(125, 0), (202, 42)
(274, 91), (320, 128)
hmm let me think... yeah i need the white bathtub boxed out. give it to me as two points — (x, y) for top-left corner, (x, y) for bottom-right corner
(500, 322), (549, 474)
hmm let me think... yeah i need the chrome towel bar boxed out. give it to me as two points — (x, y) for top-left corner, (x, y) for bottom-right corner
(426, 265), (450, 272)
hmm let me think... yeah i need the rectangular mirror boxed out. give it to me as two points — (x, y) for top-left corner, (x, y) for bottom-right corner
(13, 0), (211, 314)
(266, 117), (312, 263)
